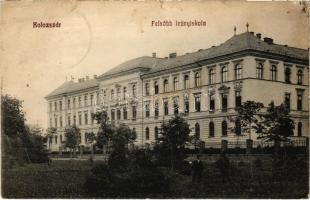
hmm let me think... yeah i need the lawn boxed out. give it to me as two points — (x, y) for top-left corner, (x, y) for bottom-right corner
(2, 155), (309, 198)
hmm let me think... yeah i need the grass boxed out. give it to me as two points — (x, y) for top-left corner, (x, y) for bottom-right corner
(2, 156), (309, 198)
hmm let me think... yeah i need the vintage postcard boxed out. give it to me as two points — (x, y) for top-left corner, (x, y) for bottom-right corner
(1, 0), (309, 198)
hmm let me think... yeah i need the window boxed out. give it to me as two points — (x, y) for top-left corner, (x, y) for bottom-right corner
(67, 115), (71, 126)
(123, 107), (127, 120)
(195, 95), (201, 112)
(117, 88), (121, 99)
(78, 113), (82, 125)
(117, 109), (121, 120)
(55, 135), (58, 144)
(132, 128), (136, 138)
(59, 101), (62, 110)
(271, 65), (277, 81)
(221, 66), (228, 82)
(209, 69), (215, 84)
(111, 109), (115, 121)
(96, 92), (99, 105)
(195, 123), (200, 140)
(256, 63), (263, 79)
(298, 122), (302, 136)
(209, 122), (214, 137)
(54, 117), (58, 127)
(78, 97), (82, 107)
(90, 94), (94, 106)
(84, 95), (88, 107)
(49, 118), (52, 127)
(145, 103), (150, 118)
(222, 94), (228, 112)
(155, 127), (159, 140)
(111, 90), (114, 100)
(297, 94), (303, 111)
(184, 75), (189, 89)
(195, 72), (201, 87)
(145, 83), (150, 95)
(235, 91), (242, 108)
(173, 77), (179, 91)
(84, 112), (88, 125)
(164, 100), (169, 115)
(297, 69), (303, 85)
(132, 84), (137, 97)
(132, 106), (137, 120)
(184, 95), (189, 113)
(123, 87), (127, 99)
(235, 64), (242, 80)
(154, 81), (159, 94)
(60, 116), (63, 127)
(73, 97), (76, 108)
(60, 135), (63, 143)
(163, 79), (168, 93)
(173, 98), (179, 114)
(67, 99), (70, 109)
(145, 127), (150, 140)
(222, 121), (228, 136)
(210, 96), (215, 111)
(73, 115), (76, 125)
(49, 102), (52, 112)
(91, 113), (94, 124)
(155, 101), (159, 118)
(235, 119), (241, 135)
(285, 93), (290, 110)
(54, 102), (57, 111)
(285, 68), (291, 83)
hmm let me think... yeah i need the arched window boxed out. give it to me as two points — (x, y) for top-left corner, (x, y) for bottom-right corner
(163, 79), (168, 93)
(173, 77), (179, 91)
(155, 127), (159, 140)
(195, 72), (201, 87)
(209, 69), (215, 84)
(154, 81), (159, 94)
(271, 65), (277, 81)
(256, 63), (263, 79)
(285, 68), (291, 83)
(221, 66), (228, 82)
(209, 122), (214, 137)
(145, 127), (150, 140)
(298, 122), (302, 137)
(222, 120), (228, 136)
(297, 69), (303, 85)
(195, 123), (200, 140)
(235, 119), (241, 135)
(235, 64), (242, 80)
(184, 75), (189, 89)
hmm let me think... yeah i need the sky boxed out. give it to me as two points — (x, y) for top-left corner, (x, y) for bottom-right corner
(0, 0), (308, 129)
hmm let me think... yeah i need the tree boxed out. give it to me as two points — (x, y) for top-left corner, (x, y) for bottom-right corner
(231, 101), (264, 140)
(64, 125), (81, 157)
(256, 101), (295, 153)
(46, 127), (57, 149)
(154, 115), (191, 170)
(85, 132), (96, 159)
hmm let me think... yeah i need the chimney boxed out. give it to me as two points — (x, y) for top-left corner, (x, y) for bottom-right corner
(249, 31), (254, 35)
(256, 33), (261, 39)
(152, 52), (156, 58)
(169, 52), (177, 59)
(263, 37), (274, 45)
(86, 76), (89, 80)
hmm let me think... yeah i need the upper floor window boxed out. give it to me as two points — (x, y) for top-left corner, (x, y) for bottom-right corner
(123, 107), (127, 120)
(209, 69), (215, 84)
(103, 90), (106, 98)
(145, 127), (150, 140)
(117, 109), (121, 120)
(173, 97), (179, 115)
(59, 116), (63, 127)
(194, 95), (201, 112)
(256, 63), (263, 79)
(297, 93), (303, 111)
(132, 84), (137, 97)
(163, 79), (168, 93)
(78, 113), (82, 125)
(298, 122), (302, 136)
(78, 97), (82, 107)
(111, 109), (115, 121)
(209, 95), (215, 111)
(297, 69), (303, 85)
(49, 102), (52, 112)
(117, 88), (121, 99)
(96, 92), (99, 105)
(54, 102), (57, 111)
(59, 101), (62, 110)
(154, 100), (159, 118)
(73, 115), (76, 125)
(155, 127), (159, 140)
(222, 94), (228, 112)
(84, 95), (88, 107)
(145, 83), (150, 96)
(90, 94), (94, 106)
(235, 91), (242, 108)
(123, 87), (127, 100)
(84, 112), (88, 125)
(235, 119), (241, 135)
(285, 93), (291, 110)
(67, 115), (71, 126)
(164, 100), (169, 115)
(184, 94), (189, 113)
(111, 90), (114, 100)
(271, 65), (277, 81)
(173, 77), (179, 91)
(285, 68), (291, 83)
(195, 123), (200, 140)
(195, 72), (201, 87)
(235, 64), (242, 80)
(184, 75), (189, 89)
(145, 103), (150, 118)
(222, 120), (228, 136)
(73, 97), (76, 108)
(221, 66), (228, 82)
(132, 106), (137, 120)
(154, 81), (159, 94)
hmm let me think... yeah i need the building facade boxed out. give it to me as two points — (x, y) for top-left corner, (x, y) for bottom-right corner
(45, 31), (309, 152)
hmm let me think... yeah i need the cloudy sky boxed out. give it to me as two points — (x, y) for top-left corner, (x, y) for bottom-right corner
(1, 0), (308, 129)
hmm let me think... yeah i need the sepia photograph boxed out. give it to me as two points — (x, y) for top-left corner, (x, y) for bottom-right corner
(0, 0), (309, 198)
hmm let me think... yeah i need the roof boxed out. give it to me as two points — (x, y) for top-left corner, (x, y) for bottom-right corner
(45, 79), (99, 99)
